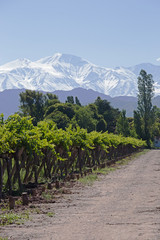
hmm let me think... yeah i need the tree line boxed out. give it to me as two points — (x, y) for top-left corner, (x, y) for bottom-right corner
(0, 114), (145, 198)
(18, 90), (120, 133)
(17, 69), (159, 148)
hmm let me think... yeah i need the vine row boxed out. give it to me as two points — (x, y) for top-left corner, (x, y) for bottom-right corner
(0, 114), (146, 198)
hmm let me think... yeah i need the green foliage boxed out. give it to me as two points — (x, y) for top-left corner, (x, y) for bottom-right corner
(47, 212), (55, 217)
(116, 110), (130, 137)
(75, 96), (81, 106)
(0, 211), (29, 226)
(0, 113), (145, 197)
(0, 88), (148, 197)
(135, 69), (155, 147)
(134, 110), (143, 139)
(96, 118), (107, 132)
(45, 103), (75, 120)
(45, 110), (70, 129)
(79, 174), (98, 185)
(66, 96), (74, 104)
(41, 191), (53, 201)
(18, 90), (121, 133)
(73, 106), (97, 132)
(19, 90), (60, 126)
(45, 93), (60, 108)
(19, 90), (45, 125)
(0, 114), (4, 125)
(94, 97), (119, 132)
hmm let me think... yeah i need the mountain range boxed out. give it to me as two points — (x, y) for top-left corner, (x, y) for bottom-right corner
(0, 53), (160, 97)
(0, 53), (160, 118)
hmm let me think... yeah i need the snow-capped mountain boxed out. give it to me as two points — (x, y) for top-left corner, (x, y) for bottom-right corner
(0, 53), (160, 97)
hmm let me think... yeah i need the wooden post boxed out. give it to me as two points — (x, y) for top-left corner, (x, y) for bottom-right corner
(78, 148), (82, 173)
(93, 166), (97, 171)
(55, 180), (60, 189)
(33, 153), (38, 185)
(22, 192), (29, 205)
(88, 168), (92, 173)
(47, 182), (52, 190)
(70, 174), (75, 180)
(9, 196), (15, 210)
(0, 159), (3, 201)
(76, 174), (79, 180)
(6, 158), (12, 195)
(41, 186), (46, 192)
(32, 189), (37, 196)
(14, 151), (23, 193)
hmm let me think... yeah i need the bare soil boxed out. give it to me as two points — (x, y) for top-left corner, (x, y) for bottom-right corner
(1, 150), (160, 240)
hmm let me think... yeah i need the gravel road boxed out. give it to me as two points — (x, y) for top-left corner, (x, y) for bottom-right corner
(1, 150), (160, 240)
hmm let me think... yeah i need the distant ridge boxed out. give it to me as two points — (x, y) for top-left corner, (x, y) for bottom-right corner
(0, 87), (141, 118)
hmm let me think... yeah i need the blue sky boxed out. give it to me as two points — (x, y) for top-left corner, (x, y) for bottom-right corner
(0, 0), (160, 68)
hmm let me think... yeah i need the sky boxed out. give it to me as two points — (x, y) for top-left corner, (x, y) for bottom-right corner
(0, 0), (160, 68)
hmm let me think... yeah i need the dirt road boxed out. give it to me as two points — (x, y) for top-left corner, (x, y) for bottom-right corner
(1, 150), (160, 240)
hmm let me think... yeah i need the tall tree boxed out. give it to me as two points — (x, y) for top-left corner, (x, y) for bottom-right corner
(136, 69), (154, 147)
(73, 106), (97, 132)
(94, 97), (119, 132)
(116, 109), (130, 137)
(66, 96), (74, 104)
(19, 90), (46, 125)
(19, 90), (60, 125)
(75, 96), (81, 106)
(133, 110), (143, 139)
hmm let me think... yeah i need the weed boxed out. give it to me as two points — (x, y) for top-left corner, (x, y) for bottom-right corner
(46, 212), (55, 217)
(35, 208), (41, 214)
(79, 174), (98, 186)
(94, 166), (115, 175)
(0, 211), (29, 226)
(41, 191), (53, 201)
(15, 198), (22, 206)
(0, 203), (9, 212)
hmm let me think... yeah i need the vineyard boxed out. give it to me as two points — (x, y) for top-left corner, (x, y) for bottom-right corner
(0, 114), (146, 199)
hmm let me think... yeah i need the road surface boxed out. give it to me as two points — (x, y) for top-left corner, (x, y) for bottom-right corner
(1, 150), (160, 240)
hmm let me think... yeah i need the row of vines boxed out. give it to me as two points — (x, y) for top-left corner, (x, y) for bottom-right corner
(0, 114), (146, 199)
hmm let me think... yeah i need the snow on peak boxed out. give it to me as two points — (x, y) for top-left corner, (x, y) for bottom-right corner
(0, 53), (160, 97)
(37, 53), (62, 65)
(37, 53), (89, 68)
(0, 58), (32, 71)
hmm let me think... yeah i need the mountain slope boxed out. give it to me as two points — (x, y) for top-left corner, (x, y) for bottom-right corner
(0, 53), (160, 97)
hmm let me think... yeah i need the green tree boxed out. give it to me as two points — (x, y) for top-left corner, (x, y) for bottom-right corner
(45, 93), (60, 109)
(75, 96), (81, 106)
(66, 96), (74, 104)
(45, 111), (70, 129)
(45, 103), (75, 120)
(19, 90), (60, 125)
(136, 69), (154, 147)
(72, 106), (97, 132)
(19, 90), (46, 125)
(94, 97), (119, 132)
(0, 113), (4, 125)
(149, 106), (160, 138)
(133, 110), (143, 139)
(96, 118), (107, 132)
(116, 110), (130, 137)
